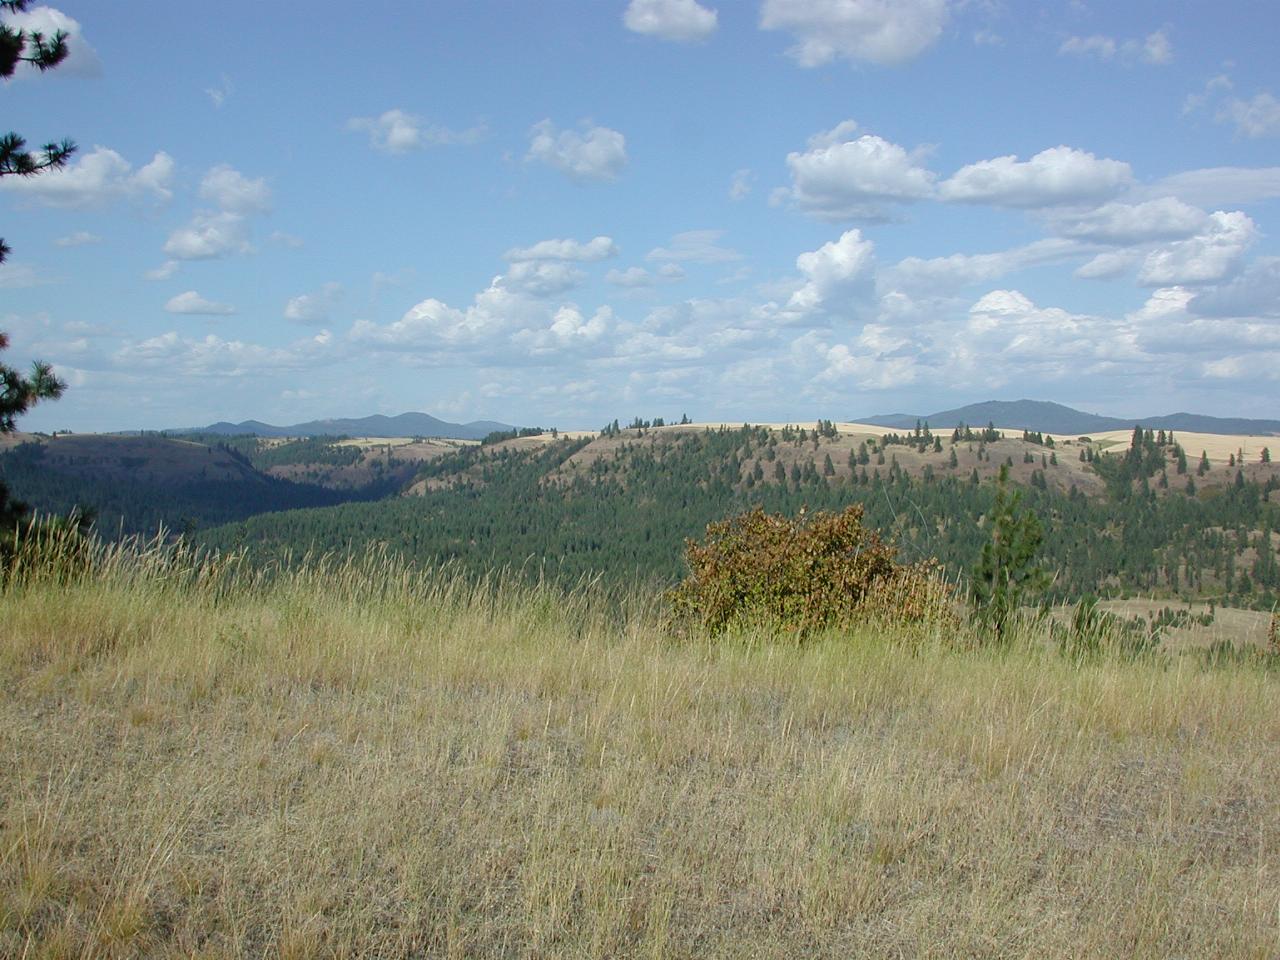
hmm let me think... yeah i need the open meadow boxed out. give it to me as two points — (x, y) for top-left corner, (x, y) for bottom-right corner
(2, 538), (1278, 958)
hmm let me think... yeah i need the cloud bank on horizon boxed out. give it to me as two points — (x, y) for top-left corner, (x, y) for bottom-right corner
(2, 0), (1279, 431)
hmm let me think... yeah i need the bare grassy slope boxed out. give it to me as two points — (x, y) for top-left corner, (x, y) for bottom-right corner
(2, 549), (1278, 957)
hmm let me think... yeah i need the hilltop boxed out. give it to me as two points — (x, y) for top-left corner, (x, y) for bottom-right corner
(188, 421), (1279, 609)
(172, 411), (515, 441)
(859, 400), (1280, 437)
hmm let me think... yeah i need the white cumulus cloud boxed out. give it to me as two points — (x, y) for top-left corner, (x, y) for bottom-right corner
(164, 291), (237, 316)
(1189, 257), (1280, 318)
(760, 0), (949, 67)
(606, 264), (687, 288)
(1137, 211), (1257, 286)
(784, 228), (876, 318)
(515, 305), (614, 355)
(1059, 29), (1172, 65)
(350, 270), (562, 357)
(526, 120), (628, 183)
(284, 283), (343, 324)
(198, 165), (271, 214)
(1142, 30), (1174, 65)
(607, 266), (655, 288)
(956, 290), (1134, 378)
(813, 332), (921, 390)
(0, 148), (173, 208)
(1074, 251), (1140, 280)
(346, 109), (487, 153)
(114, 330), (330, 377)
(623, 0), (718, 42)
(349, 275), (554, 360)
(883, 239), (1082, 296)
(1048, 197), (1209, 244)
(163, 211), (251, 260)
(504, 236), (618, 262)
(1217, 92), (1280, 139)
(145, 260), (179, 281)
(2, 4), (101, 76)
(939, 146), (1133, 208)
(778, 120), (935, 221)
(205, 75), (233, 109)
(504, 261), (585, 298)
(1059, 35), (1116, 59)
(163, 163), (273, 261)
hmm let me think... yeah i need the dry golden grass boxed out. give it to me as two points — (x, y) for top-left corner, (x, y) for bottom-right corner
(2, 538), (1278, 957)
(1088, 428), (1276, 465)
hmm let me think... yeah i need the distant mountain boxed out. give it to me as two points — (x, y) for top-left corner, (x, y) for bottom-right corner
(858, 400), (1280, 437)
(179, 412), (514, 441)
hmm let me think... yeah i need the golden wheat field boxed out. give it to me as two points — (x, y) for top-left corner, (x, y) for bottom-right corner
(2, 539), (1278, 958)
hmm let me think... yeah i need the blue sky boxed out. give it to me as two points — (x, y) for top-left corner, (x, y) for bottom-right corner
(3, 0), (1279, 432)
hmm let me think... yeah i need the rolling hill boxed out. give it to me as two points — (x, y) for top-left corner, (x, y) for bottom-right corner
(0, 433), (374, 536)
(5, 417), (1279, 606)
(859, 400), (1280, 437)
(176, 412), (515, 440)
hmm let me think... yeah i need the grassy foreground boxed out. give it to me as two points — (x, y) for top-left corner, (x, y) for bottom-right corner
(2, 543), (1278, 958)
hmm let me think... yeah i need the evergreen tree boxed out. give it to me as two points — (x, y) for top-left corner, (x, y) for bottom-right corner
(1, 0), (77, 264)
(970, 465), (1049, 643)
(1, 1), (72, 532)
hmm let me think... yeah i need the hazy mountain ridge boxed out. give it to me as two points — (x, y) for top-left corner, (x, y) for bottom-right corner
(859, 400), (1280, 437)
(177, 412), (515, 441)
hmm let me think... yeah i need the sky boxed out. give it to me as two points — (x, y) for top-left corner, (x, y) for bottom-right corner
(2, 0), (1279, 432)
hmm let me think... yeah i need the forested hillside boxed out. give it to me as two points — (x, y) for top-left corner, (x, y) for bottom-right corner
(5, 421), (1276, 607)
(195, 424), (1280, 609)
(0, 434), (379, 536)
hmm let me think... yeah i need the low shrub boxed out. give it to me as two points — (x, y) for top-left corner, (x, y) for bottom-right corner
(667, 504), (951, 638)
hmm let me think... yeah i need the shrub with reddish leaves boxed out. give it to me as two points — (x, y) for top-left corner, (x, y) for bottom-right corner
(668, 505), (951, 638)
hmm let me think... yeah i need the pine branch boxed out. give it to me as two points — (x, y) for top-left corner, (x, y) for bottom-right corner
(0, 132), (76, 177)
(19, 28), (69, 70)
(0, 0), (70, 79)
